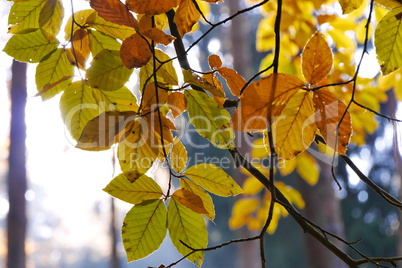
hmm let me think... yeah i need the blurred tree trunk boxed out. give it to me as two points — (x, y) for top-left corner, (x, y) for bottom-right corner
(110, 197), (120, 268)
(297, 162), (347, 268)
(7, 60), (27, 268)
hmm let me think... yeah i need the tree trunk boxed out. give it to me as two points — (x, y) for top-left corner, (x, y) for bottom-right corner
(297, 161), (347, 268)
(7, 60), (28, 268)
(110, 197), (120, 268)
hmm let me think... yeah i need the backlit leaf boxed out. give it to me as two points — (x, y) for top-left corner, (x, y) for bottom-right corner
(229, 198), (259, 229)
(375, 6), (402, 75)
(174, 0), (201, 36)
(76, 111), (136, 151)
(168, 92), (187, 118)
(141, 28), (175, 46)
(302, 31), (333, 85)
(88, 29), (121, 56)
(313, 89), (352, 154)
(273, 91), (317, 160)
(208, 54), (222, 69)
(296, 152), (319, 186)
(90, 0), (139, 29)
(338, 0), (363, 14)
(140, 83), (169, 113)
(39, 0), (64, 41)
(170, 137), (188, 173)
(3, 30), (59, 63)
(217, 67), (246, 97)
(104, 173), (163, 204)
(168, 197), (207, 266)
(35, 48), (74, 100)
(185, 89), (235, 149)
(181, 178), (215, 220)
(86, 49), (134, 91)
(120, 33), (152, 69)
(8, 0), (45, 34)
(243, 177), (264, 195)
(184, 163), (243, 197)
(71, 28), (91, 69)
(126, 0), (180, 15)
(173, 189), (208, 214)
(233, 73), (305, 132)
(183, 70), (225, 97)
(375, 0), (402, 9)
(122, 199), (167, 261)
(89, 12), (136, 40)
(64, 9), (95, 40)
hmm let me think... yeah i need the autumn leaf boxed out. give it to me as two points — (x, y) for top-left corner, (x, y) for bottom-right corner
(302, 31), (333, 85)
(217, 67), (246, 97)
(88, 29), (121, 56)
(90, 0), (139, 29)
(375, 6), (402, 75)
(39, 0), (64, 41)
(167, 92), (187, 118)
(174, 0), (201, 36)
(140, 82), (169, 113)
(181, 178), (215, 220)
(141, 28), (175, 46)
(296, 152), (319, 186)
(233, 73), (305, 132)
(229, 198), (259, 229)
(313, 89), (352, 155)
(338, 0), (363, 14)
(170, 137), (188, 173)
(184, 163), (243, 197)
(120, 33), (152, 69)
(208, 54), (222, 69)
(71, 28), (91, 69)
(122, 199), (167, 261)
(8, 0), (45, 34)
(273, 91), (317, 160)
(104, 173), (163, 204)
(173, 189), (208, 214)
(168, 197), (207, 266)
(183, 69), (225, 98)
(126, 0), (180, 15)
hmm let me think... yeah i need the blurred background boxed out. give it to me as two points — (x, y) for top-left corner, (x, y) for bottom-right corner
(2, 0), (402, 267)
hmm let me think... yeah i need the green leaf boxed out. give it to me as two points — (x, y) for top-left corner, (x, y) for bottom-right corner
(181, 178), (215, 220)
(139, 49), (178, 91)
(89, 12), (136, 40)
(170, 137), (188, 173)
(375, 6), (402, 75)
(184, 163), (243, 197)
(3, 30), (59, 63)
(88, 30), (121, 56)
(104, 173), (163, 204)
(168, 197), (207, 267)
(86, 49), (134, 91)
(64, 9), (95, 40)
(122, 199), (167, 262)
(35, 48), (73, 100)
(184, 90), (235, 149)
(8, 0), (45, 34)
(39, 0), (64, 41)
(60, 81), (138, 141)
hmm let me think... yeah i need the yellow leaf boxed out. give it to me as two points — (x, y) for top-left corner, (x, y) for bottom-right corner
(71, 28), (91, 69)
(184, 163), (243, 197)
(375, 0), (402, 9)
(273, 91), (317, 160)
(168, 197), (207, 266)
(375, 6), (402, 75)
(276, 182), (305, 209)
(217, 67), (246, 97)
(233, 73), (305, 132)
(338, 0), (363, 14)
(174, 0), (201, 36)
(278, 158), (296, 176)
(8, 0), (45, 34)
(296, 152), (319, 185)
(251, 138), (270, 159)
(183, 69), (225, 97)
(302, 31), (333, 85)
(313, 89), (352, 155)
(229, 198), (259, 229)
(140, 82), (169, 113)
(181, 178), (215, 220)
(90, 0), (139, 29)
(208, 54), (222, 69)
(173, 189), (208, 214)
(39, 0), (64, 41)
(168, 92), (187, 118)
(201, 72), (226, 107)
(103, 173), (163, 204)
(127, 0), (180, 15)
(122, 199), (167, 261)
(120, 33), (152, 69)
(170, 137), (188, 173)
(243, 177), (264, 195)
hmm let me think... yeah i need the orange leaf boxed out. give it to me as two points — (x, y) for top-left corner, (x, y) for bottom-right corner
(313, 89), (352, 155)
(233, 73), (305, 132)
(140, 82), (169, 113)
(168, 92), (187, 118)
(126, 0), (180, 15)
(144, 113), (176, 147)
(120, 33), (152, 69)
(302, 31), (333, 85)
(174, 0), (201, 36)
(71, 28), (90, 69)
(273, 91), (317, 160)
(173, 189), (208, 215)
(217, 67), (246, 97)
(208, 54), (222, 69)
(90, 0), (139, 29)
(142, 28), (175, 46)
(202, 72), (226, 107)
